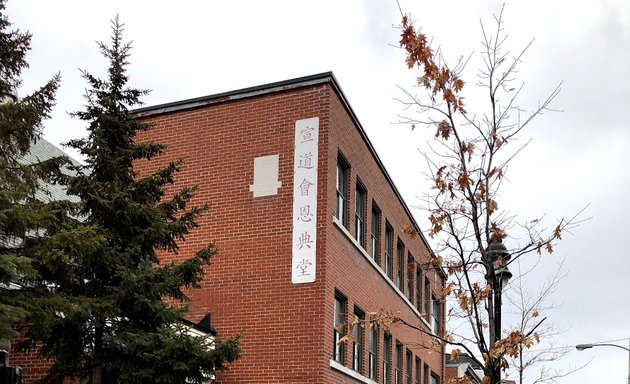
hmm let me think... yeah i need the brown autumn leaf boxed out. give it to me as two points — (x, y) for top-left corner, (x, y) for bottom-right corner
(337, 334), (352, 345)
(428, 213), (445, 238)
(490, 222), (507, 241)
(450, 348), (461, 361)
(402, 223), (416, 238)
(435, 254), (444, 267)
(436, 120), (452, 140)
(461, 141), (475, 161)
(457, 170), (471, 190)
(495, 135), (504, 149)
(457, 294), (472, 312)
(443, 88), (457, 106)
(487, 199), (498, 216)
(554, 224), (563, 240)
(453, 78), (465, 92)
(546, 243), (553, 254)
(441, 282), (454, 297)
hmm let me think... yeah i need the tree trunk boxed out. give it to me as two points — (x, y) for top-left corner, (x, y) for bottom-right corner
(92, 325), (104, 384)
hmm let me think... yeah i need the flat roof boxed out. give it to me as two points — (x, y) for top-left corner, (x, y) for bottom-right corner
(131, 72), (439, 272)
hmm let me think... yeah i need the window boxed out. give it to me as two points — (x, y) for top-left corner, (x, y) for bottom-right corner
(384, 223), (393, 278)
(371, 203), (381, 264)
(431, 296), (440, 335)
(423, 363), (429, 384)
(396, 240), (404, 290)
(406, 349), (413, 384)
(414, 357), (421, 384)
(407, 253), (414, 302)
(336, 155), (349, 226)
(394, 342), (403, 384)
(333, 291), (347, 363)
(383, 333), (392, 384)
(430, 373), (440, 384)
(424, 277), (431, 322)
(415, 267), (422, 311)
(369, 328), (378, 380)
(353, 307), (364, 373)
(355, 181), (366, 248)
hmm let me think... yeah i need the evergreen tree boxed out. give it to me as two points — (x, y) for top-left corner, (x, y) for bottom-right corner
(0, 0), (61, 343)
(23, 18), (239, 383)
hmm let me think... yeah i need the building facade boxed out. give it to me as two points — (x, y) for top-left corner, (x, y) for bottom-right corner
(444, 352), (483, 384)
(132, 72), (446, 384)
(12, 72), (446, 384)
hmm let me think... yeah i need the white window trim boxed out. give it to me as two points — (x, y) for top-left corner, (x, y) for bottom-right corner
(333, 216), (432, 331)
(330, 359), (378, 384)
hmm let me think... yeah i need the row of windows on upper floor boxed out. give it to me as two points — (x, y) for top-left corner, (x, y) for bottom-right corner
(336, 154), (441, 331)
(333, 290), (441, 384)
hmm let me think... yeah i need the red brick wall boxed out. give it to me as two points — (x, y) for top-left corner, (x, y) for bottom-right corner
(8, 342), (50, 384)
(137, 82), (445, 383)
(445, 365), (459, 383)
(322, 88), (444, 383)
(136, 85), (332, 383)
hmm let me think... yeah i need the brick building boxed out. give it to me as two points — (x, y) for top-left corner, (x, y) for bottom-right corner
(444, 352), (483, 384)
(131, 72), (446, 384)
(12, 72), (446, 384)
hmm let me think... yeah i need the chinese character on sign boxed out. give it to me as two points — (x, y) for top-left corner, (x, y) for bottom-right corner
(298, 152), (315, 169)
(297, 178), (315, 196)
(296, 258), (312, 276)
(296, 231), (314, 250)
(300, 126), (315, 143)
(298, 205), (314, 222)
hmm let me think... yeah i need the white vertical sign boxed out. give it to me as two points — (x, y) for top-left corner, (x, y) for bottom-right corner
(291, 117), (319, 284)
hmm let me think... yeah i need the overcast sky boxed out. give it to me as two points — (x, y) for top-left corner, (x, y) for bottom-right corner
(8, 1), (629, 383)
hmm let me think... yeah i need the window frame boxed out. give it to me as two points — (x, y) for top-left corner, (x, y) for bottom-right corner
(396, 239), (404, 291)
(336, 154), (350, 227)
(431, 295), (440, 335)
(394, 341), (403, 384)
(415, 267), (422, 311)
(333, 290), (347, 363)
(370, 202), (381, 264)
(352, 306), (365, 373)
(369, 327), (378, 381)
(414, 357), (421, 384)
(384, 223), (393, 279)
(407, 253), (414, 302)
(355, 180), (367, 248)
(424, 277), (431, 322)
(406, 349), (413, 384)
(383, 333), (392, 384)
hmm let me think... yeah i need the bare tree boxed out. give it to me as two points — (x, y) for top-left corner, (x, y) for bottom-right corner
(506, 258), (586, 384)
(392, 6), (585, 384)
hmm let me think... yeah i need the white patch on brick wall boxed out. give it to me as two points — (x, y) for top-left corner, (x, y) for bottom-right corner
(291, 117), (319, 284)
(249, 154), (282, 197)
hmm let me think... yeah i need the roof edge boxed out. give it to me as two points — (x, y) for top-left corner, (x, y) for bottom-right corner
(132, 72), (335, 118)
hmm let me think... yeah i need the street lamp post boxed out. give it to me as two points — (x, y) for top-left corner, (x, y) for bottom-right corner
(575, 340), (630, 384)
(484, 240), (512, 384)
